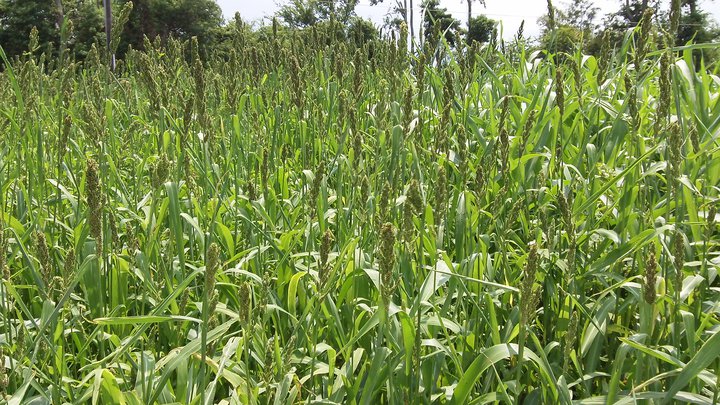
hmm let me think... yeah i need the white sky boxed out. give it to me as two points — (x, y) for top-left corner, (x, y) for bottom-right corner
(217, 0), (720, 39)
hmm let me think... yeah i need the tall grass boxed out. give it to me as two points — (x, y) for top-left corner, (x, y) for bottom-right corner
(0, 20), (719, 404)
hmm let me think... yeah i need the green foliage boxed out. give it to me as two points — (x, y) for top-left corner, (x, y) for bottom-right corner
(0, 0), (57, 57)
(422, 0), (463, 47)
(676, 0), (720, 66)
(467, 14), (497, 45)
(0, 11), (720, 405)
(66, 0), (105, 59)
(277, 0), (360, 28)
(539, 0), (598, 54)
(348, 17), (380, 46)
(117, 0), (223, 57)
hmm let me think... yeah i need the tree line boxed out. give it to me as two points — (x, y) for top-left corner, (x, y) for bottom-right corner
(0, 0), (718, 62)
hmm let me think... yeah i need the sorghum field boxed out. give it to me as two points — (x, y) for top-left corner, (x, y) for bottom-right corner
(1, 16), (719, 405)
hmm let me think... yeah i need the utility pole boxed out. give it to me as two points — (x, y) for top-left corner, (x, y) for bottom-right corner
(54, 0), (64, 30)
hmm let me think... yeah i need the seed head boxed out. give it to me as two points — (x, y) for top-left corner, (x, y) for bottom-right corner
(546, 0), (556, 31)
(261, 148), (269, 189)
(63, 247), (75, 279)
(15, 323), (26, 359)
(0, 347), (7, 394)
(35, 231), (52, 288)
(309, 161), (325, 214)
(443, 69), (455, 107)
(644, 250), (657, 305)
(58, 115), (71, 160)
(359, 175), (370, 207)
(179, 288), (190, 315)
(205, 243), (220, 296)
(238, 282), (252, 326)
(670, 0), (681, 38)
(557, 191), (574, 233)
(563, 310), (578, 373)
(673, 231), (684, 285)
(246, 178), (257, 201)
(520, 110), (536, 159)
(152, 154), (170, 190)
(474, 165), (486, 196)
(353, 132), (363, 164)
(416, 53), (426, 91)
(597, 31), (611, 84)
(656, 51), (672, 134)
(379, 223), (396, 307)
(402, 202), (414, 244)
(85, 158), (103, 253)
(668, 123), (683, 197)
(263, 336), (276, 384)
(437, 166), (448, 219)
(378, 181), (392, 223)
(457, 126), (468, 174)
(689, 124), (700, 154)
(403, 87), (413, 130)
(319, 229), (334, 288)
(520, 244), (541, 328)
(108, 213), (119, 251)
(556, 68), (565, 118)
(407, 180), (423, 214)
(625, 74), (638, 128)
(208, 289), (219, 320)
(353, 49), (364, 94)
(125, 223), (139, 254)
(635, 8), (654, 69)
(707, 203), (717, 237)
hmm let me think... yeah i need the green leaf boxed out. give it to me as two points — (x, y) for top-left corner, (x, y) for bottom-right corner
(663, 331), (720, 404)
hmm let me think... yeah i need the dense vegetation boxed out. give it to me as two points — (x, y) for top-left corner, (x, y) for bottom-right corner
(0, 6), (719, 405)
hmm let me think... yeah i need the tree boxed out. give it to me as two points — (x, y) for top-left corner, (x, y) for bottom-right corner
(348, 17), (380, 46)
(676, 0), (720, 66)
(422, 0), (462, 47)
(467, 14), (496, 45)
(603, 0), (655, 32)
(370, 0), (410, 46)
(464, 0), (486, 31)
(66, 0), (105, 59)
(277, 0), (360, 28)
(1, 0), (224, 60)
(117, 0), (223, 56)
(0, 0), (58, 57)
(677, 0), (719, 44)
(561, 0), (599, 35)
(539, 0), (599, 55)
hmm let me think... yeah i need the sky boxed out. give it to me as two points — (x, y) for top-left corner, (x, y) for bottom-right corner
(216, 0), (720, 40)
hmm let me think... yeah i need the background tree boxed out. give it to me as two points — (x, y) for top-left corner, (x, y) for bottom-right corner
(467, 14), (496, 45)
(66, 0), (105, 59)
(370, 0), (411, 47)
(464, 0), (486, 31)
(561, 0), (600, 36)
(539, 0), (597, 55)
(676, 0), (720, 66)
(277, 0), (360, 28)
(603, 0), (654, 33)
(422, 0), (462, 47)
(348, 17), (380, 46)
(116, 0), (223, 56)
(0, 0), (58, 57)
